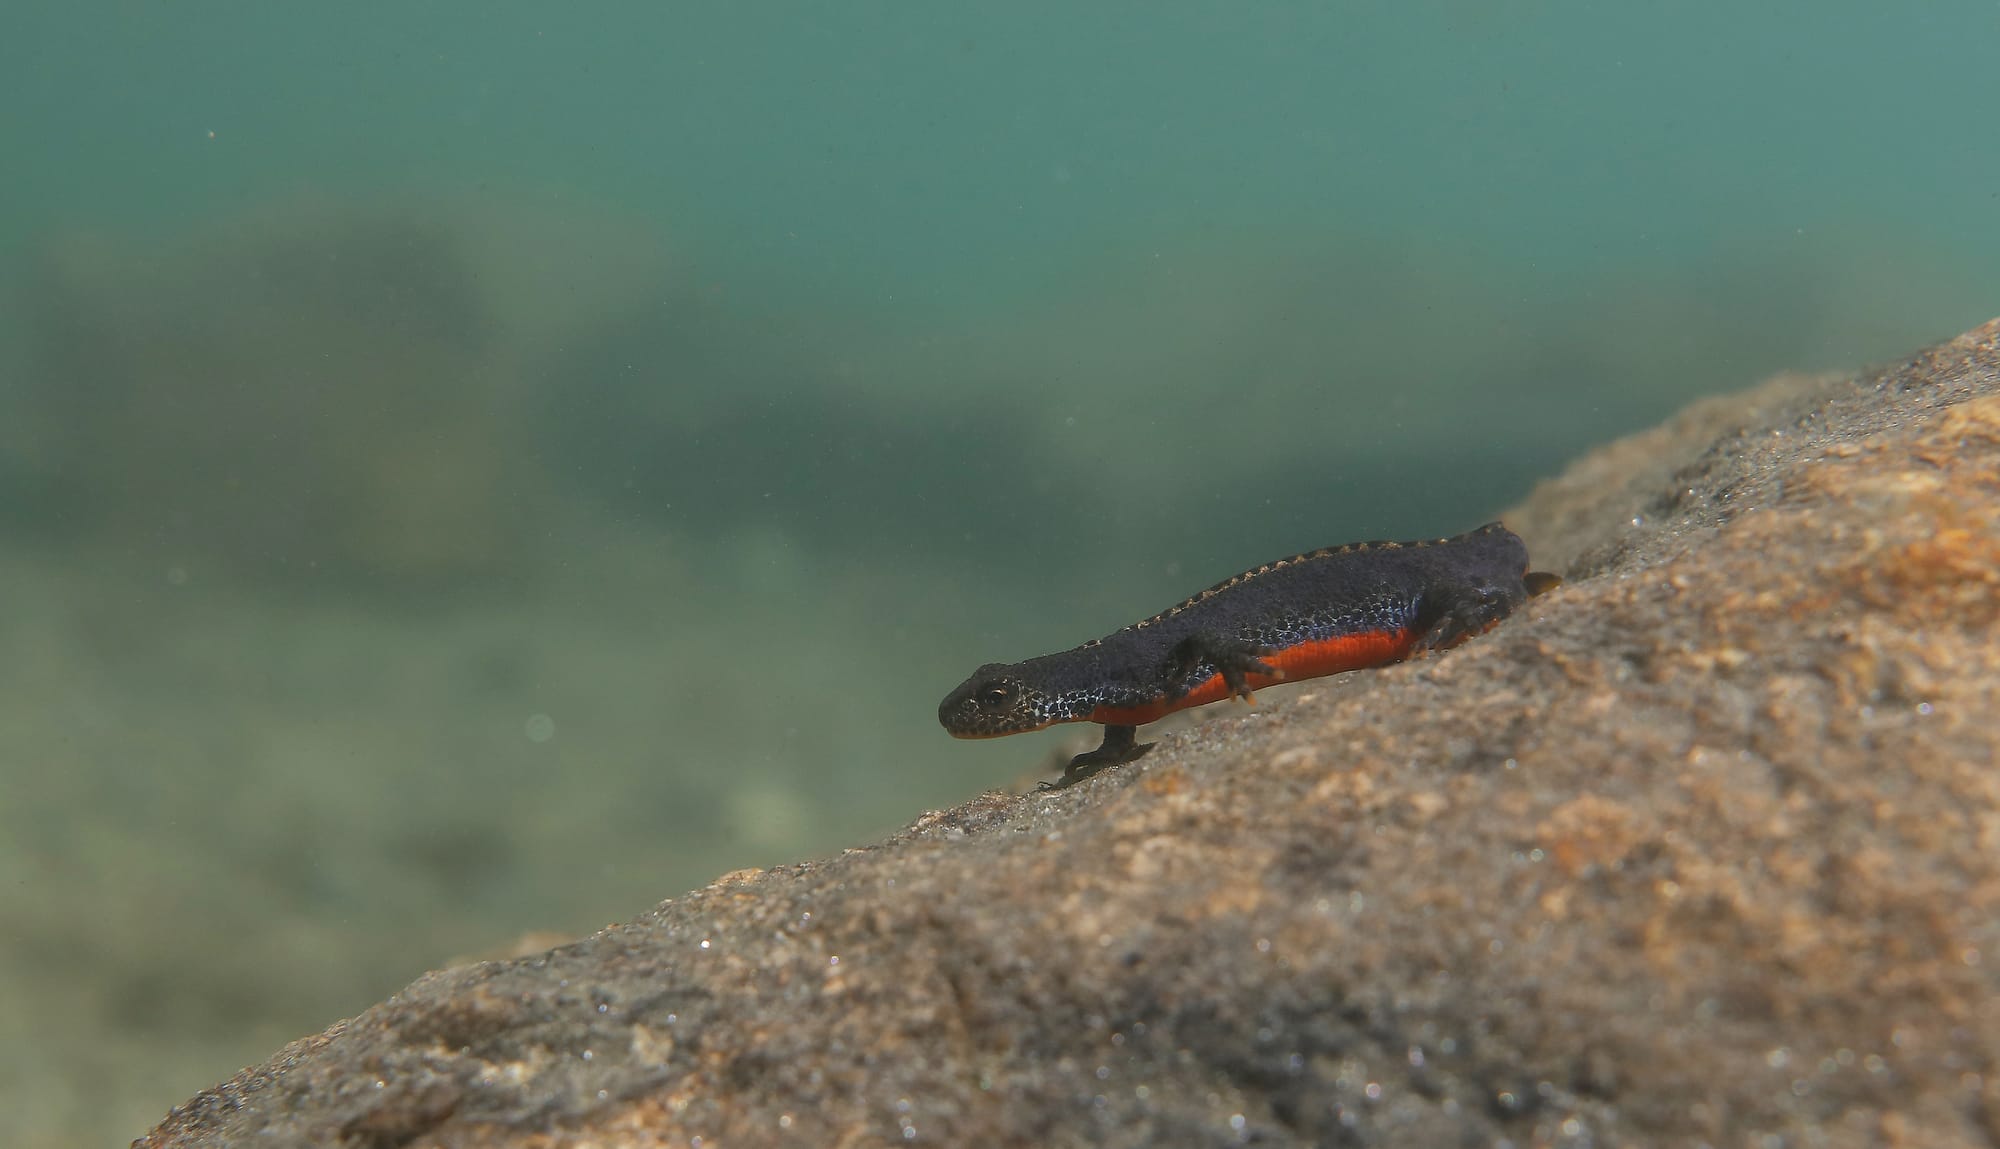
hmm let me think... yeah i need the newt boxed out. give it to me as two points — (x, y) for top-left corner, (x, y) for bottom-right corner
(938, 522), (1560, 789)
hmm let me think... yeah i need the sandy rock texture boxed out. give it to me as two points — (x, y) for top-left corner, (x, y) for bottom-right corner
(140, 319), (2000, 1148)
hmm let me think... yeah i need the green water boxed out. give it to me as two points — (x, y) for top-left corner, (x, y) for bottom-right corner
(2, 4), (1995, 1144)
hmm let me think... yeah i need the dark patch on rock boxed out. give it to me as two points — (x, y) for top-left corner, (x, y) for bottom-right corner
(140, 319), (2000, 1148)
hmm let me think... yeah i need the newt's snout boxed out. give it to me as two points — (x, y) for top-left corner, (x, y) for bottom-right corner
(938, 666), (1058, 738)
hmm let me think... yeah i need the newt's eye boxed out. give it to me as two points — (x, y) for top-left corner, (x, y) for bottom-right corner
(977, 683), (1015, 709)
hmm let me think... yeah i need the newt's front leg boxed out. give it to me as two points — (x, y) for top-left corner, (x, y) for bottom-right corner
(1039, 724), (1154, 791)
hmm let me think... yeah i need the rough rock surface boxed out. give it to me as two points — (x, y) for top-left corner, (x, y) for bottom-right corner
(141, 319), (2000, 1148)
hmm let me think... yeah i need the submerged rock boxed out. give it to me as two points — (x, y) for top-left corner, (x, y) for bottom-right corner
(140, 319), (2000, 1148)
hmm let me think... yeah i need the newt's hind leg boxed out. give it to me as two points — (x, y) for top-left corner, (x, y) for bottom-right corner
(1412, 583), (1520, 654)
(1040, 724), (1154, 791)
(1160, 634), (1281, 702)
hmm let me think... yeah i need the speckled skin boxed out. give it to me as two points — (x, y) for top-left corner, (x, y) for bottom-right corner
(939, 522), (1546, 741)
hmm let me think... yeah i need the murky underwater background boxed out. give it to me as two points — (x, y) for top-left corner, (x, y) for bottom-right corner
(2, 4), (1997, 1143)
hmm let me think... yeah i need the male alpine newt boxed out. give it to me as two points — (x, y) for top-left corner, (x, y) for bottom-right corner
(939, 522), (1560, 789)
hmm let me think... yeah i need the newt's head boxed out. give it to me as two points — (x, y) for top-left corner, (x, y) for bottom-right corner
(938, 663), (1063, 738)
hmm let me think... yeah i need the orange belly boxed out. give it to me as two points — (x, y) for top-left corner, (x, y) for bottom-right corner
(1087, 627), (1415, 726)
